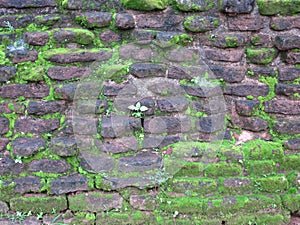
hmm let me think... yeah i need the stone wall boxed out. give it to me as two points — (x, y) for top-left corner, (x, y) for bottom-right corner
(0, 0), (299, 224)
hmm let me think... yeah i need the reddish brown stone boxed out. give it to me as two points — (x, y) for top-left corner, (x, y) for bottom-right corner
(0, 84), (50, 99)
(275, 84), (300, 96)
(271, 16), (300, 31)
(235, 100), (259, 116)
(115, 13), (135, 30)
(50, 137), (77, 156)
(275, 36), (300, 50)
(71, 117), (99, 135)
(27, 101), (66, 115)
(12, 137), (46, 157)
(29, 159), (70, 173)
(192, 96), (227, 115)
(101, 136), (138, 153)
(166, 48), (198, 62)
(0, 156), (27, 176)
(210, 65), (245, 83)
(157, 97), (189, 112)
(251, 34), (272, 47)
(13, 176), (41, 194)
(103, 83), (137, 96)
(228, 15), (264, 31)
(0, 0), (55, 8)
(285, 51), (300, 65)
(54, 84), (77, 101)
(0, 117), (9, 135)
(64, 0), (121, 10)
(144, 116), (190, 134)
(142, 134), (181, 149)
(119, 43), (156, 61)
(0, 66), (16, 83)
(130, 195), (156, 211)
(50, 174), (89, 195)
(238, 117), (268, 132)
(78, 12), (112, 28)
(184, 16), (219, 32)
(264, 99), (300, 115)
(9, 50), (38, 64)
(130, 63), (167, 78)
(25, 32), (49, 46)
(47, 66), (92, 81)
(222, 0), (255, 13)
(0, 138), (9, 151)
(278, 68), (300, 82)
(135, 14), (182, 30)
(196, 114), (225, 133)
(182, 85), (223, 98)
(14, 117), (60, 134)
(225, 84), (269, 97)
(274, 122), (300, 135)
(205, 49), (244, 62)
(100, 30), (121, 43)
(209, 33), (247, 48)
(246, 67), (276, 78)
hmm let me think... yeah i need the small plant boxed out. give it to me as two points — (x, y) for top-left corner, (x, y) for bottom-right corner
(4, 21), (14, 33)
(14, 155), (22, 164)
(36, 211), (44, 220)
(128, 102), (148, 118)
(3, 21), (27, 55)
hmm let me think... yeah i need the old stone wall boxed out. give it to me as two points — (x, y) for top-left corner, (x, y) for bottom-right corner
(0, 0), (299, 224)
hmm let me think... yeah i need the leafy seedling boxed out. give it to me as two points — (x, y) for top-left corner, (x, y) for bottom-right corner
(128, 102), (148, 118)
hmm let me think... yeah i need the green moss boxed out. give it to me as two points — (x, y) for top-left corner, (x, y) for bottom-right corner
(61, 28), (95, 45)
(280, 154), (300, 171)
(43, 48), (109, 59)
(120, 0), (169, 11)
(72, 212), (96, 224)
(228, 214), (287, 225)
(17, 63), (45, 82)
(257, 0), (300, 15)
(0, 181), (19, 201)
(218, 177), (254, 195)
(246, 95), (254, 100)
(160, 196), (204, 214)
(170, 34), (193, 46)
(174, 162), (205, 177)
(170, 178), (218, 195)
(246, 48), (278, 65)
(225, 37), (238, 48)
(204, 162), (242, 177)
(252, 36), (261, 44)
(282, 194), (300, 213)
(245, 160), (276, 176)
(93, 64), (129, 83)
(174, 0), (215, 12)
(254, 176), (288, 193)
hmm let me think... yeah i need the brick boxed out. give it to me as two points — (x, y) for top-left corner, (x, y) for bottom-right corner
(144, 116), (190, 134)
(10, 195), (67, 214)
(0, 138), (9, 151)
(210, 65), (245, 83)
(9, 50), (38, 64)
(275, 36), (300, 50)
(271, 16), (300, 31)
(15, 117), (60, 134)
(0, 0), (55, 8)
(264, 99), (300, 115)
(228, 14), (264, 31)
(27, 100), (66, 115)
(246, 48), (278, 65)
(0, 117), (9, 135)
(284, 138), (300, 150)
(222, 0), (255, 13)
(257, 0), (300, 15)
(205, 48), (244, 62)
(100, 30), (121, 43)
(235, 100), (259, 116)
(130, 195), (156, 211)
(184, 16), (219, 32)
(115, 13), (135, 29)
(50, 174), (89, 195)
(68, 191), (123, 212)
(0, 66), (16, 83)
(170, 178), (218, 195)
(24, 32), (49, 46)
(182, 85), (222, 98)
(209, 33), (247, 49)
(175, 0), (217, 11)
(275, 83), (300, 96)
(135, 14), (182, 30)
(29, 159), (70, 173)
(44, 48), (112, 64)
(50, 137), (77, 156)
(285, 51), (300, 65)
(196, 114), (225, 133)
(130, 63), (167, 78)
(76, 12), (112, 28)
(0, 84), (50, 99)
(12, 137), (46, 157)
(47, 66), (91, 81)
(225, 84), (269, 97)
(157, 96), (188, 112)
(274, 121), (300, 136)
(13, 176), (42, 194)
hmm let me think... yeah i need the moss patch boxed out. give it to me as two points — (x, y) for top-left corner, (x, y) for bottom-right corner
(246, 48), (278, 65)
(120, 0), (169, 10)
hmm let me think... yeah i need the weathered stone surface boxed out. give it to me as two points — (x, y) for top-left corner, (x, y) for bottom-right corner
(143, 134), (181, 148)
(144, 116), (190, 134)
(135, 14), (182, 31)
(271, 16), (300, 31)
(175, 0), (217, 11)
(50, 174), (89, 195)
(167, 65), (206, 80)
(196, 114), (225, 133)
(209, 33), (247, 49)
(76, 12), (112, 28)
(205, 49), (244, 62)
(210, 65), (245, 83)
(72, 117), (98, 135)
(100, 30), (121, 43)
(29, 159), (70, 173)
(79, 151), (115, 173)
(246, 48), (277, 65)
(130, 195), (156, 211)
(155, 31), (182, 42)
(54, 84), (77, 101)
(12, 137), (46, 157)
(73, 100), (107, 115)
(184, 16), (219, 32)
(63, 0), (121, 10)
(225, 84), (269, 97)
(275, 84), (300, 96)
(285, 51), (300, 65)
(132, 30), (155, 42)
(148, 81), (182, 97)
(278, 68), (300, 82)
(9, 50), (38, 64)
(182, 85), (222, 98)
(115, 13), (135, 29)
(235, 100), (259, 116)
(53, 28), (95, 45)
(101, 136), (138, 153)
(101, 116), (141, 138)
(246, 67), (276, 78)
(13, 176), (41, 193)
(274, 122), (300, 135)
(47, 66), (92, 81)
(121, 0), (169, 10)
(118, 151), (162, 172)
(166, 48), (198, 62)
(14, 117), (60, 134)
(251, 34), (272, 47)
(103, 83), (137, 96)
(0, 156), (27, 176)
(0, 0), (55, 8)
(0, 138), (9, 151)
(264, 100), (300, 115)
(222, 0), (255, 13)
(44, 49), (112, 63)
(139, 97), (156, 115)
(68, 191), (123, 212)
(0, 84), (49, 99)
(157, 97), (188, 112)
(238, 117), (269, 132)
(228, 15), (264, 31)
(130, 63), (167, 78)
(101, 176), (155, 190)
(25, 32), (49, 46)
(119, 43), (157, 61)
(27, 101), (66, 115)
(192, 96), (227, 114)
(0, 117), (9, 135)
(0, 66), (16, 83)
(0, 201), (9, 213)
(257, 0), (300, 15)
(275, 36), (300, 50)
(284, 138), (300, 151)
(50, 137), (77, 156)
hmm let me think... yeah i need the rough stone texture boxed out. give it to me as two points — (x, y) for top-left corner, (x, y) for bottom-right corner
(12, 137), (46, 157)
(63, 0), (121, 10)
(228, 15), (264, 31)
(101, 136), (138, 153)
(0, 84), (50, 99)
(275, 84), (300, 97)
(182, 85), (222, 98)
(270, 16), (300, 31)
(192, 96), (227, 114)
(29, 159), (70, 173)
(27, 101), (67, 115)
(175, 0), (217, 11)
(115, 13), (135, 29)
(285, 51), (300, 65)
(0, 66), (16, 83)
(210, 65), (245, 83)
(13, 176), (42, 194)
(238, 117), (269, 132)
(246, 48), (277, 65)
(54, 84), (77, 101)
(47, 66), (92, 81)
(143, 134), (181, 149)
(284, 138), (300, 151)
(144, 116), (190, 134)
(0, 156), (27, 176)
(0, 201), (9, 213)
(77, 12), (112, 28)
(71, 117), (99, 135)
(275, 36), (300, 50)
(157, 97), (189, 112)
(184, 16), (219, 32)
(15, 117), (60, 134)
(73, 99), (107, 115)
(100, 30), (121, 43)
(24, 32), (49, 46)
(278, 68), (300, 82)
(50, 174), (89, 195)
(264, 100), (300, 115)
(235, 100), (259, 116)
(222, 0), (255, 14)
(135, 14), (182, 31)
(0, 138), (9, 151)
(9, 50), (38, 64)
(130, 63), (167, 78)
(196, 114), (225, 133)
(247, 67), (277, 78)
(257, 0), (300, 15)
(209, 33), (247, 49)
(274, 122), (300, 135)
(0, 117), (9, 135)
(53, 28), (95, 45)
(121, 0), (169, 11)
(0, 0), (55, 8)
(225, 84), (269, 97)
(205, 49), (244, 62)
(50, 137), (77, 156)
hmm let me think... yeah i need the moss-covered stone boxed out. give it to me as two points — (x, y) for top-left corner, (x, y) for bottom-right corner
(60, 28), (95, 45)
(93, 64), (129, 83)
(0, 181), (19, 202)
(228, 213), (287, 225)
(204, 162), (242, 177)
(254, 176), (288, 193)
(257, 0), (300, 15)
(282, 194), (300, 213)
(280, 154), (300, 171)
(173, 162), (205, 177)
(10, 195), (67, 214)
(19, 65), (45, 81)
(246, 48), (278, 65)
(159, 196), (204, 214)
(174, 0), (216, 12)
(120, 0), (169, 11)
(218, 177), (254, 195)
(245, 160), (277, 176)
(73, 212), (96, 225)
(184, 16), (219, 32)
